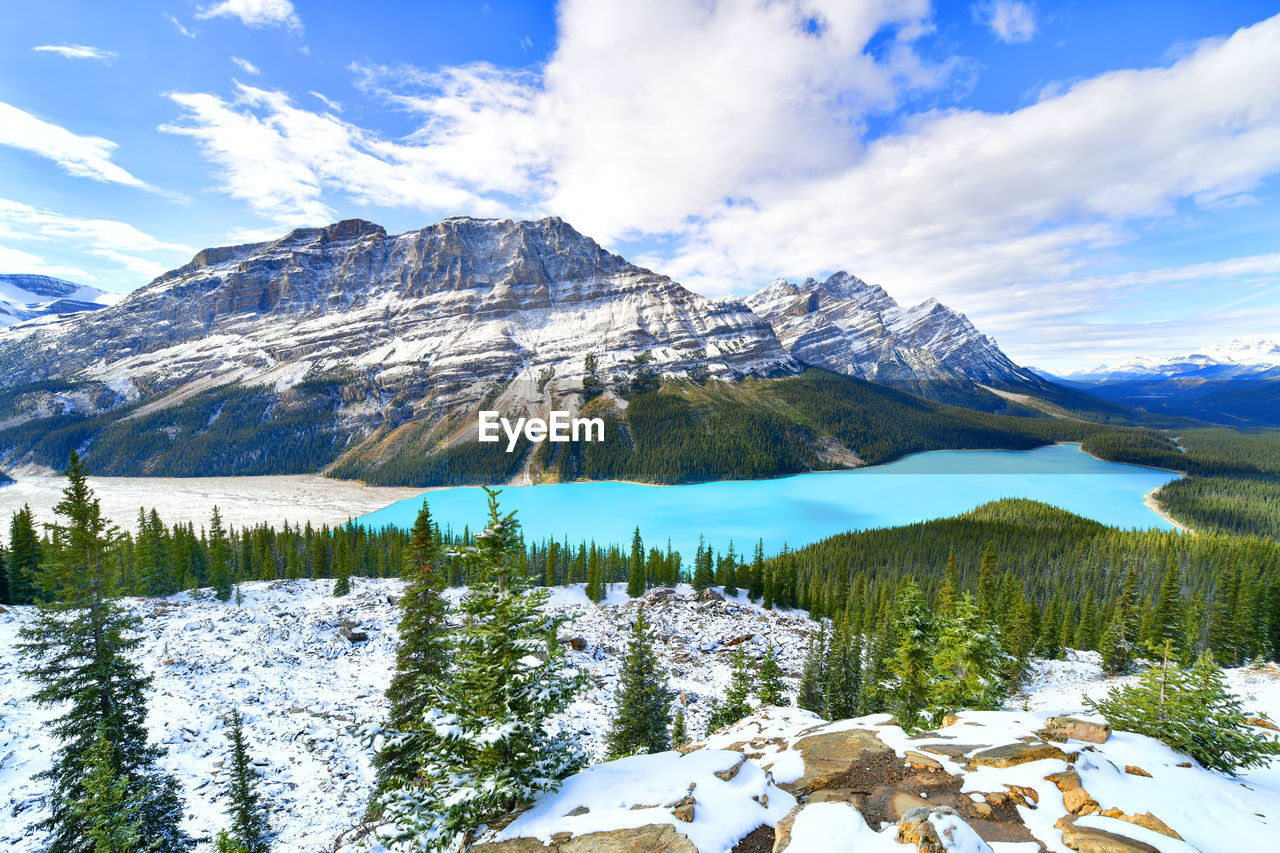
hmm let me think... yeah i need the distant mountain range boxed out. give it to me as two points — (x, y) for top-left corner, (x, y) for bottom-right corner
(1039, 339), (1280, 427)
(0, 273), (120, 328)
(0, 217), (1162, 483)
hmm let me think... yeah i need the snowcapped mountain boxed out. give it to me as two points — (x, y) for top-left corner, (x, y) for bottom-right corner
(0, 273), (120, 328)
(1063, 339), (1280, 381)
(745, 272), (1044, 403)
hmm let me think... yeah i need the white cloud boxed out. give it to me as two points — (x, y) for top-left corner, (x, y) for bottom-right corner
(308, 91), (342, 112)
(165, 13), (197, 38)
(0, 102), (149, 188)
(973, 0), (1036, 43)
(31, 44), (117, 61)
(198, 0), (300, 31)
(231, 56), (261, 75)
(0, 198), (192, 284)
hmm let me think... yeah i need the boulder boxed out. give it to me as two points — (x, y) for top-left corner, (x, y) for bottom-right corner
(1054, 816), (1161, 853)
(1246, 715), (1279, 733)
(338, 626), (368, 643)
(970, 741), (1068, 768)
(779, 728), (897, 794)
(1097, 809), (1183, 841)
(469, 838), (551, 852)
(695, 588), (724, 603)
(1043, 716), (1112, 744)
(564, 636), (588, 652)
(1123, 765), (1152, 778)
(897, 806), (992, 853)
(560, 825), (698, 853)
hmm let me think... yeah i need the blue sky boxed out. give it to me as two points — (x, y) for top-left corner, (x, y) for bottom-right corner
(2, 0), (1280, 370)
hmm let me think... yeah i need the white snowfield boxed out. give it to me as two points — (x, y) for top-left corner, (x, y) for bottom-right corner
(1, 581), (1277, 852)
(0, 473), (426, 540)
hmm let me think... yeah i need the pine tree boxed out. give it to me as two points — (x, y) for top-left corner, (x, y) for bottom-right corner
(708, 646), (755, 731)
(605, 607), (672, 758)
(8, 504), (40, 605)
(1086, 642), (1278, 775)
(1148, 559), (1185, 651)
(626, 527), (644, 598)
(976, 541), (999, 619)
(747, 540), (765, 603)
(378, 489), (583, 852)
(756, 644), (789, 707)
(1099, 569), (1140, 674)
(210, 506), (233, 602)
(371, 503), (450, 806)
(936, 549), (959, 618)
(332, 528), (352, 597)
(691, 536), (713, 591)
(823, 618), (861, 720)
(73, 730), (142, 853)
(887, 580), (933, 730)
(671, 707), (688, 747)
(928, 593), (1010, 724)
(18, 452), (190, 853)
(219, 710), (272, 853)
(797, 628), (827, 713)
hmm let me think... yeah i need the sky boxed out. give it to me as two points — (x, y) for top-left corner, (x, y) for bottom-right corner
(2, 0), (1280, 371)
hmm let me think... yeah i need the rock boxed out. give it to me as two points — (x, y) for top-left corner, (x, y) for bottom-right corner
(1097, 809), (1183, 840)
(1043, 716), (1112, 744)
(1246, 715), (1280, 732)
(1123, 765), (1152, 778)
(564, 636), (588, 652)
(338, 626), (368, 643)
(714, 755), (747, 781)
(920, 743), (983, 760)
(1062, 786), (1100, 815)
(903, 750), (945, 772)
(723, 634), (754, 647)
(565, 806), (590, 817)
(669, 796), (695, 823)
(771, 804), (803, 853)
(469, 838), (551, 852)
(695, 588), (724, 603)
(970, 741), (1068, 768)
(779, 728), (896, 794)
(559, 825), (699, 853)
(1045, 768), (1082, 792)
(896, 806), (990, 853)
(1054, 815), (1161, 853)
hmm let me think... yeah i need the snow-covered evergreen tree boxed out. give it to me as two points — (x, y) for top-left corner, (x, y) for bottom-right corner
(927, 593), (1009, 725)
(378, 489), (584, 852)
(708, 646), (755, 731)
(18, 452), (191, 853)
(605, 606), (672, 758)
(371, 502), (450, 807)
(219, 710), (273, 853)
(755, 644), (789, 707)
(797, 628), (827, 713)
(1087, 641), (1278, 774)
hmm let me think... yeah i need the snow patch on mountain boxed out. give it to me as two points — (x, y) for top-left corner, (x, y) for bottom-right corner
(0, 274), (119, 328)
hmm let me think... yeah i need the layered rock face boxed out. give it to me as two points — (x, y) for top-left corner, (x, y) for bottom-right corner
(745, 272), (1042, 398)
(0, 217), (796, 418)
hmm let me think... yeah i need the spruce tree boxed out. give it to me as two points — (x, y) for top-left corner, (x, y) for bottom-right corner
(1148, 559), (1185, 651)
(605, 607), (672, 758)
(887, 580), (933, 730)
(18, 452), (190, 853)
(210, 506), (233, 602)
(708, 646), (755, 731)
(332, 528), (352, 597)
(691, 536), (713, 591)
(756, 644), (789, 706)
(8, 504), (39, 605)
(928, 593), (1009, 724)
(219, 710), (273, 853)
(823, 618), (860, 720)
(671, 707), (688, 747)
(1100, 569), (1140, 674)
(378, 489), (583, 851)
(372, 503), (450, 805)
(626, 527), (644, 597)
(73, 730), (142, 853)
(1086, 642), (1277, 775)
(797, 628), (827, 713)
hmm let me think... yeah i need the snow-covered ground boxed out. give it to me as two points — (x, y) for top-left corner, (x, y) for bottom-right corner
(1, 581), (1276, 851)
(0, 473), (425, 539)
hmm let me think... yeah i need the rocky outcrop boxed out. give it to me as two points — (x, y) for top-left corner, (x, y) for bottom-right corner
(745, 272), (1044, 404)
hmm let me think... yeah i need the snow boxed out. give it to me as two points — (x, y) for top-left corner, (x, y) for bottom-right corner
(491, 749), (795, 852)
(0, 473), (426, 539)
(1, 581), (1277, 852)
(785, 801), (900, 851)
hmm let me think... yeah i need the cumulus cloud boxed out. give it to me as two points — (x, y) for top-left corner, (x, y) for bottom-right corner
(973, 0), (1036, 43)
(31, 44), (117, 61)
(231, 56), (261, 75)
(159, 4), (1280, 366)
(198, 0), (300, 31)
(0, 102), (149, 188)
(0, 198), (192, 283)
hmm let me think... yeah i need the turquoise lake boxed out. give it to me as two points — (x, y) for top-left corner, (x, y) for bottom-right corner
(356, 443), (1181, 556)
